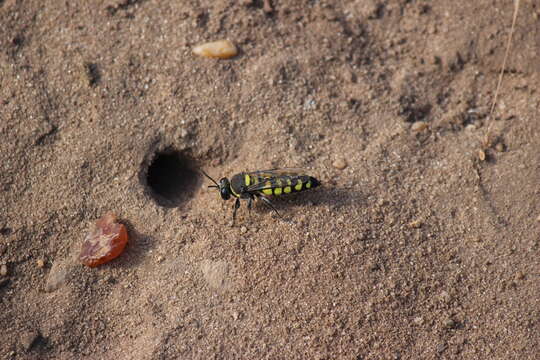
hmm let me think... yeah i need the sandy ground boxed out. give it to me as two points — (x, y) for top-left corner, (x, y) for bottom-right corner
(1, 0), (539, 359)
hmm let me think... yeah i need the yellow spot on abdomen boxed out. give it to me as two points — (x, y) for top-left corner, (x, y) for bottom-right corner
(274, 188), (282, 195)
(262, 181), (273, 195)
(306, 181), (312, 189)
(284, 186), (292, 193)
(244, 174), (251, 186)
(294, 180), (302, 191)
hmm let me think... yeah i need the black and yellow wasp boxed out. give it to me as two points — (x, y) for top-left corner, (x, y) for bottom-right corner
(201, 168), (321, 225)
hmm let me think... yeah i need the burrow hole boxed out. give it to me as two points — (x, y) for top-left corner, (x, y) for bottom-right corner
(143, 149), (199, 208)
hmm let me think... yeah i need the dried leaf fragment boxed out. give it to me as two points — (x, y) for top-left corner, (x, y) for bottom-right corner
(79, 213), (128, 267)
(192, 40), (238, 59)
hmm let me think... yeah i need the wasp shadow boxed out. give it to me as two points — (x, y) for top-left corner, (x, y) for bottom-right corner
(253, 186), (367, 216)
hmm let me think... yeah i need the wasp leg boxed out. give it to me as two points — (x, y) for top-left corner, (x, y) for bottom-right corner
(257, 195), (282, 219)
(232, 198), (241, 226)
(247, 196), (254, 222)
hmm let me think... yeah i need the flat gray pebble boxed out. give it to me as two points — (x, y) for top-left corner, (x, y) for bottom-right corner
(45, 262), (68, 292)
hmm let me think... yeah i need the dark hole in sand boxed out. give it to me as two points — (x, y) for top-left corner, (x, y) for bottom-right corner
(144, 150), (198, 208)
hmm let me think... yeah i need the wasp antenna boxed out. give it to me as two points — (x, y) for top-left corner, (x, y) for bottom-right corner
(200, 169), (219, 187)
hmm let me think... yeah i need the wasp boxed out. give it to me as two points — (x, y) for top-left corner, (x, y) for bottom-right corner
(201, 168), (321, 225)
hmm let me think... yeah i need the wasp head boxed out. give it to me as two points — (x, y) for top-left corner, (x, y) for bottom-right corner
(218, 178), (231, 200)
(201, 169), (232, 201)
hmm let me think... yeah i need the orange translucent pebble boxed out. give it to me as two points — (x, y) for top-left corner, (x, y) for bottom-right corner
(79, 213), (128, 267)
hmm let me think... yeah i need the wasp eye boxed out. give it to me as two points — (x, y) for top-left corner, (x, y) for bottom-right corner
(220, 188), (231, 200)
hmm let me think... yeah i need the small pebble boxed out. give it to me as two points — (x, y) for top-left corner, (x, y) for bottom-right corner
(408, 219), (422, 229)
(263, 0), (273, 13)
(413, 316), (424, 325)
(346, 70), (357, 83)
(444, 318), (456, 329)
(232, 311), (240, 320)
(438, 290), (451, 303)
(303, 97), (317, 110)
(192, 40), (238, 59)
(411, 121), (428, 132)
(536, 214), (540, 222)
(495, 142), (505, 152)
(515, 271), (525, 280)
(377, 198), (389, 206)
(0, 264), (7, 276)
(332, 158), (348, 170)
(36, 259), (45, 268)
(157, 255), (164, 263)
(240, 226), (248, 234)
(478, 149), (486, 161)
(436, 343), (447, 354)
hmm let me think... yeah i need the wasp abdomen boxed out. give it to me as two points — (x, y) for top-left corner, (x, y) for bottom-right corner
(260, 175), (320, 196)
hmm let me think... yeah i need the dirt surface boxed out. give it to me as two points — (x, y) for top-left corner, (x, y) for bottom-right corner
(1, 0), (539, 359)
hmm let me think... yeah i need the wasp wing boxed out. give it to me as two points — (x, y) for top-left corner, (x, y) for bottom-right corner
(245, 168), (305, 178)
